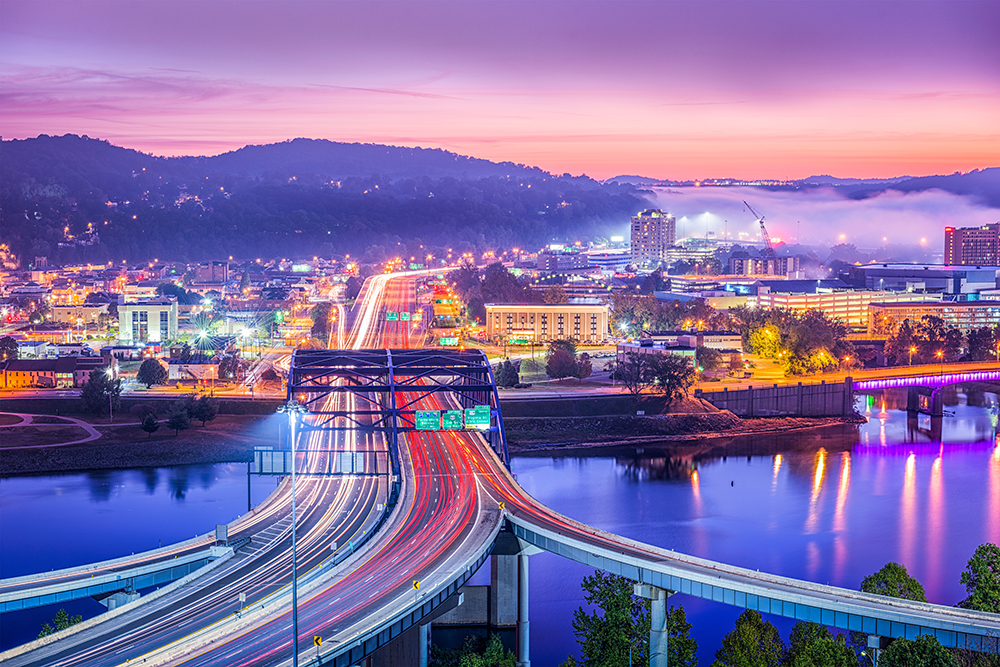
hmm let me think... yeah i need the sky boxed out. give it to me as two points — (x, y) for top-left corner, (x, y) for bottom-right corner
(1, 0), (998, 180)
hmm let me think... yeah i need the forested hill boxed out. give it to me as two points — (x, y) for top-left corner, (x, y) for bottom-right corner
(0, 134), (647, 266)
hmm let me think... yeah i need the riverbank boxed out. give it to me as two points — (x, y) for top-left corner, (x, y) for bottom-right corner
(0, 415), (274, 476)
(505, 413), (862, 453)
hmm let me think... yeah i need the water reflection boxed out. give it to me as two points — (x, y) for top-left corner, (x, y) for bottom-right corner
(990, 443), (1000, 545)
(804, 448), (827, 534)
(927, 453), (944, 593)
(900, 453), (917, 567)
(771, 454), (782, 493)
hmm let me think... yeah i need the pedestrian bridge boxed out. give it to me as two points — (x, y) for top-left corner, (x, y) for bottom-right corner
(853, 368), (1000, 391)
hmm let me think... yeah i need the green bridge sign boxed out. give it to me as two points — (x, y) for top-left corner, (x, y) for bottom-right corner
(442, 410), (463, 430)
(415, 410), (440, 430)
(464, 405), (491, 429)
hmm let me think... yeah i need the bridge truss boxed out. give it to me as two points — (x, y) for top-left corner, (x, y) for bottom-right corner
(285, 348), (510, 502)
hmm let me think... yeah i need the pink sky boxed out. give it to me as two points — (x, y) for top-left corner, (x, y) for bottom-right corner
(2, 0), (998, 180)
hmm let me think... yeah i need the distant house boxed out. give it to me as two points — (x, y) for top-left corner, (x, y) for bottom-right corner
(1, 356), (104, 388)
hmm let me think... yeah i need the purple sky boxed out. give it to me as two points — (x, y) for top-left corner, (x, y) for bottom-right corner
(2, 0), (998, 179)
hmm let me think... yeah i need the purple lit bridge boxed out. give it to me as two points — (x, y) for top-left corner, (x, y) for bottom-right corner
(854, 369), (1000, 417)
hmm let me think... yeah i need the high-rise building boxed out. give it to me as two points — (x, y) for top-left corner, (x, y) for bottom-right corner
(944, 224), (1000, 265)
(630, 209), (676, 267)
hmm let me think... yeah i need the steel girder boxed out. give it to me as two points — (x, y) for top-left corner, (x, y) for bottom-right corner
(288, 348), (510, 466)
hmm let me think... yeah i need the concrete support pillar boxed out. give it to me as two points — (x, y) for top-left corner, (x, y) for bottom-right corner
(516, 555), (530, 667)
(491, 554), (518, 627)
(649, 588), (667, 667)
(907, 386), (918, 412)
(418, 622), (430, 667)
(843, 376), (853, 417)
(634, 584), (675, 667)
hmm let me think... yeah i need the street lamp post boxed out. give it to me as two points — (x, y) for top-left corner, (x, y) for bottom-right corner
(909, 346), (916, 366)
(277, 399), (308, 667)
(936, 350), (944, 376)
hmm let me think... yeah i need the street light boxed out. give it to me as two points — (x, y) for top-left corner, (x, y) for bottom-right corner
(909, 346), (916, 366)
(276, 399), (308, 667)
(936, 350), (944, 376)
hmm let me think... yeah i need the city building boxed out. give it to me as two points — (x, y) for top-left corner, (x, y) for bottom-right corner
(537, 249), (590, 272)
(485, 303), (609, 343)
(728, 254), (801, 277)
(844, 264), (1000, 294)
(118, 296), (178, 344)
(196, 261), (230, 283)
(868, 300), (1000, 336)
(582, 249), (632, 273)
(0, 356), (104, 389)
(630, 209), (676, 268)
(944, 224), (1000, 265)
(616, 340), (696, 362)
(638, 329), (743, 353)
(752, 285), (941, 329)
(49, 303), (108, 327)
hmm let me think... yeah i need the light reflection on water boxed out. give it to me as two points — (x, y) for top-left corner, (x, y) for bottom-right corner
(513, 386), (1000, 666)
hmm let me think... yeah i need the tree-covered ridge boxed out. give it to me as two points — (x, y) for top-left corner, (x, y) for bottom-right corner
(1, 134), (647, 266)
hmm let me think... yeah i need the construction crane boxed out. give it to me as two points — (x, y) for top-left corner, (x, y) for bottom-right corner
(744, 200), (777, 261)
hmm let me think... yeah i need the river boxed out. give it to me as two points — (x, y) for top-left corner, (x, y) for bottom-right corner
(2, 387), (999, 664)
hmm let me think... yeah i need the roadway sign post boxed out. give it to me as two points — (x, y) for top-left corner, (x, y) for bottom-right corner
(415, 410), (441, 430)
(464, 405), (491, 429)
(442, 410), (463, 430)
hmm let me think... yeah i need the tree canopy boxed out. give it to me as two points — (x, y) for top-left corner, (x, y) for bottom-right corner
(958, 542), (1000, 613)
(136, 358), (168, 388)
(860, 562), (928, 602)
(711, 609), (785, 667)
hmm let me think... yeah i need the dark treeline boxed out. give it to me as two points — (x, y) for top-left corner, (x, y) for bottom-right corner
(1, 135), (647, 266)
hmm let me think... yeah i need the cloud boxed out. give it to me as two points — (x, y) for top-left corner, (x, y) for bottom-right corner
(648, 185), (1000, 252)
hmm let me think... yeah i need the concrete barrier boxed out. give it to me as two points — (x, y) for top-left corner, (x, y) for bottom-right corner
(695, 377), (854, 418)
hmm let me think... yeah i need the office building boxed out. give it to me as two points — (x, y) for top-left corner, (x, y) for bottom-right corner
(728, 254), (801, 277)
(753, 286), (940, 329)
(868, 300), (1000, 336)
(537, 250), (590, 272)
(485, 303), (609, 343)
(118, 296), (178, 343)
(845, 264), (1000, 294)
(944, 224), (1000, 265)
(630, 209), (676, 267)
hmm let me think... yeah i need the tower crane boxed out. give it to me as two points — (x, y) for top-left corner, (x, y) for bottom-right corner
(744, 200), (778, 262)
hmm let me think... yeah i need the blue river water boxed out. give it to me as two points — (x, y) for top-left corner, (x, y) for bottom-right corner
(1, 387), (999, 664)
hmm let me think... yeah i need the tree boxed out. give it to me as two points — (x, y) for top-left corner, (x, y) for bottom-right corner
(0, 335), (17, 362)
(860, 562), (927, 602)
(239, 271), (251, 292)
(261, 367), (280, 383)
(37, 608), (82, 638)
(345, 275), (364, 300)
(712, 609), (785, 667)
(543, 284), (569, 304)
(166, 405), (191, 435)
(495, 359), (520, 388)
(613, 351), (652, 396)
(191, 395), (219, 426)
(430, 633), (516, 667)
(958, 542), (1000, 613)
(219, 353), (243, 380)
(696, 346), (723, 372)
(547, 349), (578, 379)
(311, 302), (332, 336)
(136, 358), (168, 388)
(563, 571), (696, 667)
(784, 622), (855, 667)
(647, 355), (696, 407)
(549, 339), (578, 357)
(140, 413), (160, 437)
(575, 352), (593, 379)
(80, 367), (122, 417)
(880, 635), (958, 667)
